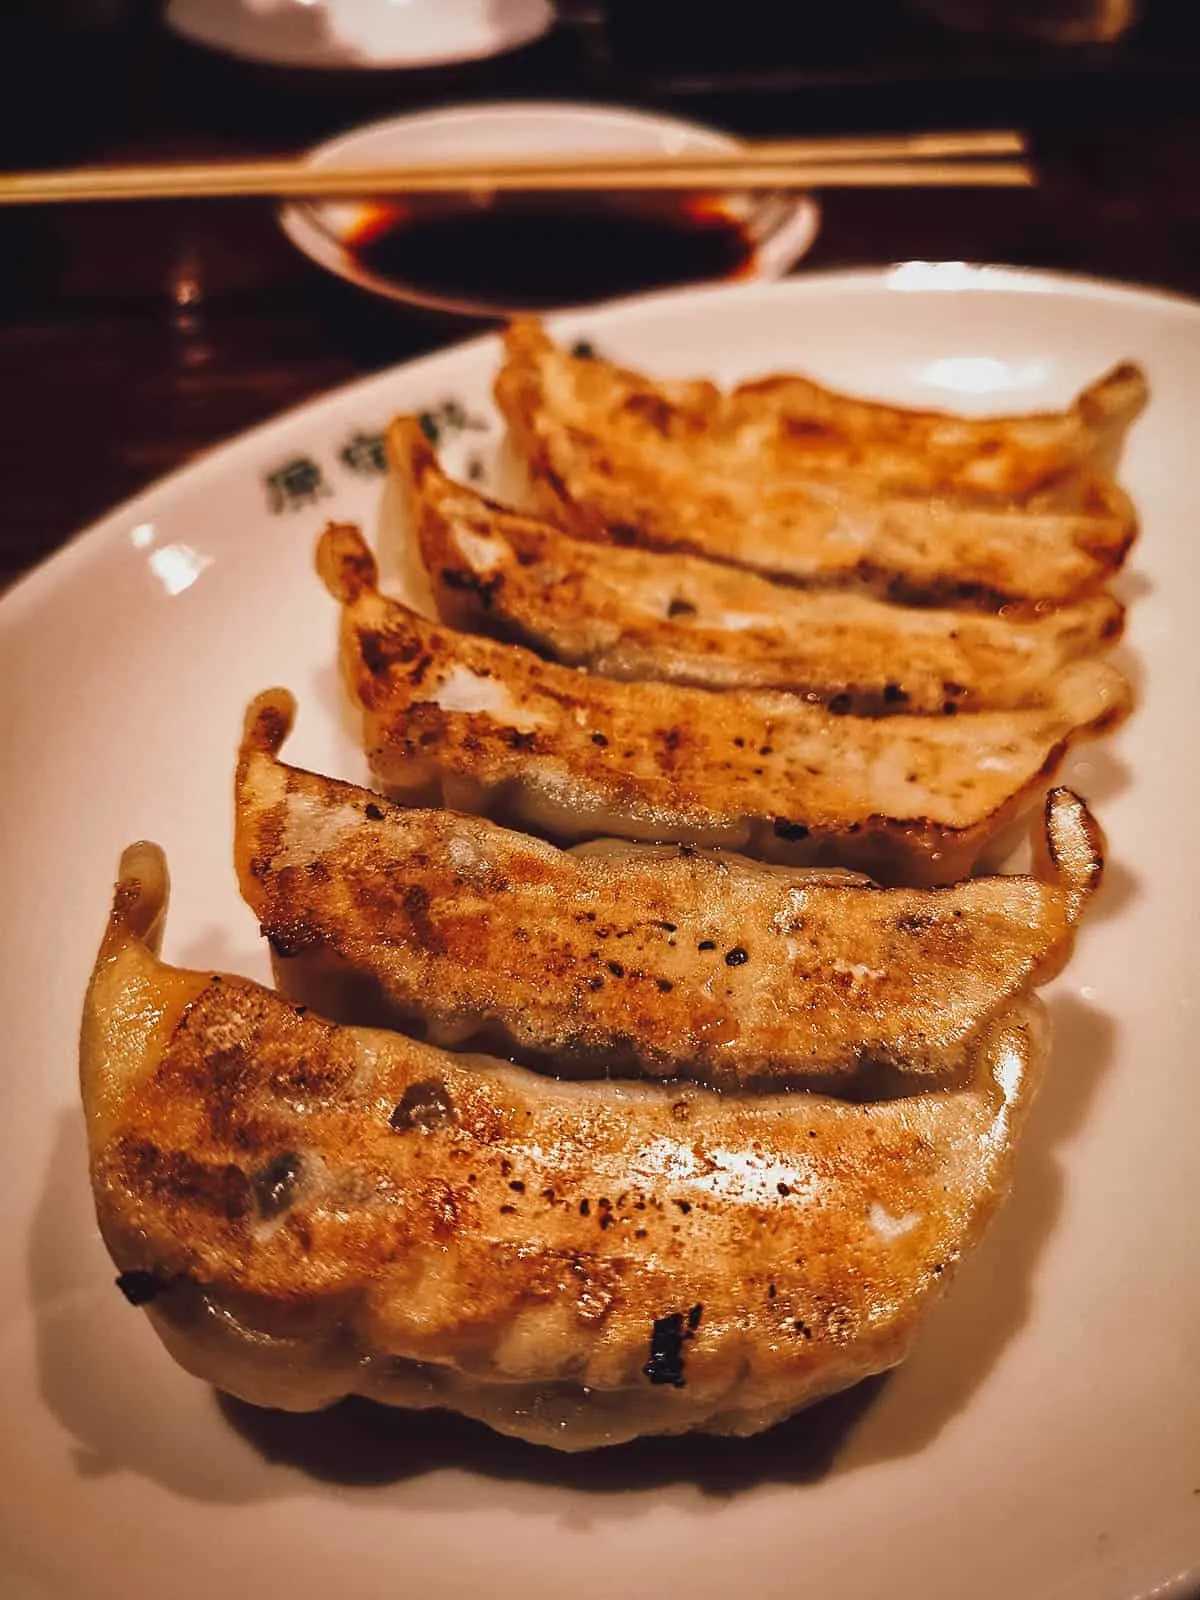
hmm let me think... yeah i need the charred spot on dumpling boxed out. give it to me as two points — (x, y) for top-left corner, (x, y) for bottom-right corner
(623, 392), (674, 434)
(253, 699), (291, 751)
(644, 1312), (687, 1387)
(827, 693), (852, 716)
(882, 682), (910, 706)
(115, 1269), (168, 1306)
(439, 565), (504, 609)
(667, 596), (697, 618)
(773, 819), (810, 842)
(389, 1079), (455, 1132)
(783, 415), (836, 441)
(407, 652), (435, 688)
(252, 1151), (304, 1219)
(118, 1138), (251, 1223)
(266, 925), (319, 960)
(398, 884), (446, 956)
(358, 627), (424, 678)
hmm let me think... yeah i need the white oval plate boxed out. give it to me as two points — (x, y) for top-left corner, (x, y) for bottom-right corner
(166, 0), (554, 71)
(278, 101), (821, 317)
(1, 269), (1197, 1600)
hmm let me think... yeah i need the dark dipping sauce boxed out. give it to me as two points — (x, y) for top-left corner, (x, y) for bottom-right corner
(342, 195), (757, 309)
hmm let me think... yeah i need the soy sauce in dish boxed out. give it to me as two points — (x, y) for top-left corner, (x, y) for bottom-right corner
(341, 194), (757, 309)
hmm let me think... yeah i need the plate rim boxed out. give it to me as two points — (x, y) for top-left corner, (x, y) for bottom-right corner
(6, 261), (1199, 625)
(292, 97), (752, 162)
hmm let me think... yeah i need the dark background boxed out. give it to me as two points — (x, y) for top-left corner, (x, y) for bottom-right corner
(2, 0), (1199, 586)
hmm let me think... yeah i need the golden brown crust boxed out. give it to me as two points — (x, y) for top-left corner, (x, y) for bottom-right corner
(318, 523), (1130, 885)
(494, 320), (1142, 606)
(725, 358), (1148, 499)
(82, 844), (1049, 1448)
(392, 414), (1124, 713)
(236, 688), (1099, 1089)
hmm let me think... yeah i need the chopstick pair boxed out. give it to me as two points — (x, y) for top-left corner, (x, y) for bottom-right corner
(0, 130), (1032, 206)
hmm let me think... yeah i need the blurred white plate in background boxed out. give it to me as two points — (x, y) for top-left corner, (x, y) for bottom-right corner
(166, 0), (555, 71)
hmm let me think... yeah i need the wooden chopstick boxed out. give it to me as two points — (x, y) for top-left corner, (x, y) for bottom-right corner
(689, 130), (1025, 161)
(0, 131), (1031, 206)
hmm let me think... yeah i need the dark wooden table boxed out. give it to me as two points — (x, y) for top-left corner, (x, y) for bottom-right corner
(3, 6), (1200, 589)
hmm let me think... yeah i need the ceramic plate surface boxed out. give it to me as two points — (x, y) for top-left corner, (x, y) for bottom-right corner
(278, 102), (821, 316)
(166, 0), (554, 71)
(1, 268), (1197, 1600)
